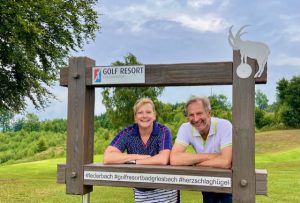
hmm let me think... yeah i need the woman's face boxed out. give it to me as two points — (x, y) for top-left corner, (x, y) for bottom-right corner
(134, 103), (156, 130)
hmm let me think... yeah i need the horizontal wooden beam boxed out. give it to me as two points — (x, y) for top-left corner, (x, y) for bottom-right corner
(57, 164), (267, 195)
(59, 62), (267, 87)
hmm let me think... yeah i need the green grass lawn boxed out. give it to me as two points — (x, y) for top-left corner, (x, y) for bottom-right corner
(0, 129), (299, 203)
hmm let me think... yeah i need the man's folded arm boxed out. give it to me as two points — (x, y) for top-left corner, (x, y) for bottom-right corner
(197, 146), (232, 169)
(170, 143), (217, 166)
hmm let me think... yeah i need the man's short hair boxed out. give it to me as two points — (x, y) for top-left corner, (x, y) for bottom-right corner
(185, 95), (211, 115)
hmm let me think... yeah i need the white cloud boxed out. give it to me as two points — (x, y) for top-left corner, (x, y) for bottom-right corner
(187, 0), (214, 8)
(271, 54), (300, 67)
(102, 0), (228, 33)
(105, 4), (154, 33)
(172, 14), (225, 32)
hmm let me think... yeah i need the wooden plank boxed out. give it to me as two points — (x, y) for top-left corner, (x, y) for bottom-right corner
(60, 62), (267, 87)
(57, 164), (267, 195)
(232, 51), (256, 202)
(59, 67), (68, 86)
(66, 57), (95, 195)
(57, 164), (66, 184)
(255, 169), (267, 195)
(57, 164), (65, 183)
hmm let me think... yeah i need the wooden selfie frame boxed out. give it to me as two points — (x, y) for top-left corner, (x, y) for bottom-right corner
(57, 50), (267, 202)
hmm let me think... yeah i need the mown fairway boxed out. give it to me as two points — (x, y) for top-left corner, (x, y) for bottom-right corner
(0, 129), (299, 203)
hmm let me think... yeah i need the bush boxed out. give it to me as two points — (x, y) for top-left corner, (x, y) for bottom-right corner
(255, 108), (275, 129)
(0, 130), (66, 164)
(0, 151), (14, 164)
(36, 139), (47, 153)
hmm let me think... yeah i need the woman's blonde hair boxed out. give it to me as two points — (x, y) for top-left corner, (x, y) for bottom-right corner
(133, 97), (156, 115)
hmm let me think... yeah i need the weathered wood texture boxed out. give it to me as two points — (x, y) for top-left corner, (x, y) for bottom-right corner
(232, 51), (256, 202)
(57, 164), (267, 195)
(66, 57), (95, 195)
(59, 62), (267, 87)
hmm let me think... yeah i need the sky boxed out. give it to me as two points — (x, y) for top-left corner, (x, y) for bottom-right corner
(23, 0), (300, 120)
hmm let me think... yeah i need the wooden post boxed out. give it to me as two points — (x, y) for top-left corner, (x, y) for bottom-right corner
(66, 57), (95, 194)
(232, 50), (256, 202)
(82, 193), (90, 203)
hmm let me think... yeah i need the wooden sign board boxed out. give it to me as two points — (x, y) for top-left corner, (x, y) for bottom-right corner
(57, 164), (267, 195)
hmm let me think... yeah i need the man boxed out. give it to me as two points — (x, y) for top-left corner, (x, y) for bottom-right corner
(170, 95), (232, 203)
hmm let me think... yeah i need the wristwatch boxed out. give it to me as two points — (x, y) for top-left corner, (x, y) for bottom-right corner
(125, 160), (136, 164)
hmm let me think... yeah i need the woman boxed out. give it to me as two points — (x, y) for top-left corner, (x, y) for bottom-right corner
(104, 97), (180, 203)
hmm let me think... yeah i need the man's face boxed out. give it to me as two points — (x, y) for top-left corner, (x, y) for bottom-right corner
(187, 101), (211, 134)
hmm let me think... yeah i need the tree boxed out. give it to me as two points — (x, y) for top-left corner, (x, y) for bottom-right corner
(13, 118), (25, 132)
(255, 107), (273, 129)
(23, 113), (40, 131)
(209, 94), (231, 111)
(0, 0), (99, 112)
(0, 109), (14, 132)
(95, 113), (111, 130)
(101, 53), (164, 129)
(36, 138), (47, 153)
(255, 107), (265, 129)
(40, 118), (67, 133)
(209, 94), (232, 121)
(276, 76), (300, 128)
(255, 90), (269, 111)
